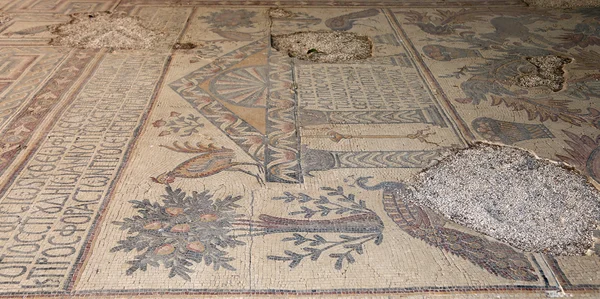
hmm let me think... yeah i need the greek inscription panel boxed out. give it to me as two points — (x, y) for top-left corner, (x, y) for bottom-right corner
(296, 64), (436, 112)
(0, 54), (166, 292)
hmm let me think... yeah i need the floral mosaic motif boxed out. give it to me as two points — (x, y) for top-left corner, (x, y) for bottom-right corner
(272, 186), (378, 219)
(263, 187), (384, 270)
(111, 187), (245, 280)
(488, 95), (600, 127)
(199, 9), (257, 29)
(153, 112), (205, 137)
(269, 232), (382, 270)
(112, 186), (384, 279)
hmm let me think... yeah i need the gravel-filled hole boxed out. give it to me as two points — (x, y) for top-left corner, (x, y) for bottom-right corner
(403, 143), (600, 256)
(517, 55), (572, 92)
(50, 11), (159, 50)
(271, 31), (372, 63)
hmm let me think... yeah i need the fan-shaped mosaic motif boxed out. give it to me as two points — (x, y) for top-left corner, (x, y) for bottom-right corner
(210, 65), (268, 108)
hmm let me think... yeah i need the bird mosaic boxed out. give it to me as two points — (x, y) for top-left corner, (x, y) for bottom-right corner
(325, 8), (380, 31)
(355, 177), (539, 282)
(151, 141), (264, 185)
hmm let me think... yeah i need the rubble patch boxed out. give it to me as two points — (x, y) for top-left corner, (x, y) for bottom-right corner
(271, 31), (372, 63)
(403, 143), (600, 256)
(50, 11), (159, 50)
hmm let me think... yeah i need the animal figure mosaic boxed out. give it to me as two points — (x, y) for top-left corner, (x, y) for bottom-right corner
(113, 181), (541, 281)
(481, 16), (558, 48)
(401, 8), (489, 35)
(151, 141), (264, 185)
(556, 130), (600, 182)
(198, 9), (263, 42)
(199, 9), (257, 29)
(4, 2), (599, 296)
(404, 9), (600, 132)
(325, 8), (379, 30)
(355, 177), (539, 282)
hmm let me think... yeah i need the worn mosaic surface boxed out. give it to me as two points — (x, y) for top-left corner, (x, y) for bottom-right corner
(0, 0), (599, 297)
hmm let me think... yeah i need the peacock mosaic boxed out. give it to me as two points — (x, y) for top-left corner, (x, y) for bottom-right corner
(0, 1), (599, 298)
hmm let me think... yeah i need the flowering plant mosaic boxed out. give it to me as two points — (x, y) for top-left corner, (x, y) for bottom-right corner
(265, 186), (384, 270)
(113, 186), (385, 279)
(111, 187), (245, 280)
(152, 112), (205, 137)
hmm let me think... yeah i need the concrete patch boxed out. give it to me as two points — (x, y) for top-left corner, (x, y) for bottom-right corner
(403, 143), (600, 256)
(517, 55), (571, 92)
(50, 11), (160, 50)
(271, 31), (372, 63)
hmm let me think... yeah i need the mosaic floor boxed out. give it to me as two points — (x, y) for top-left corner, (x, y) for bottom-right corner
(0, 0), (600, 297)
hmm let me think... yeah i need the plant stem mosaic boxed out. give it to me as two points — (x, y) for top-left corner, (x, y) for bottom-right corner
(112, 186), (385, 280)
